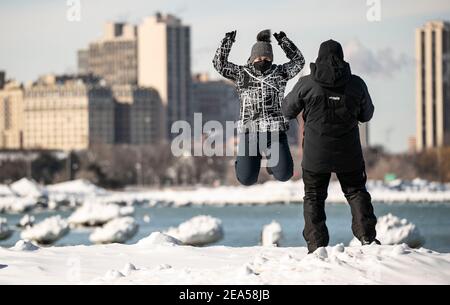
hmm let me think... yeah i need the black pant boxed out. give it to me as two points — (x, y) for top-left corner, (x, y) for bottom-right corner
(302, 168), (377, 253)
(235, 132), (293, 186)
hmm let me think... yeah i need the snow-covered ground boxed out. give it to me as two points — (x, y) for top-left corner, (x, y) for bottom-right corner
(165, 215), (224, 246)
(0, 234), (449, 284)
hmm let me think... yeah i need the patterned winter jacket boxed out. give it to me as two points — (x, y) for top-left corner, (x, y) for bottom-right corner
(213, 34), (305, 133)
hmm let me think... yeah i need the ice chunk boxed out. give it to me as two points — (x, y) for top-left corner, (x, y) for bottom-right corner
(68, 203), (134, 227)
(349, 214), (425, 248)
(21, 216), (69, 245)
(90, 217), (139, 244)
(261, 221), (283, 247)
(11, 240), (40, 251)
(137, 232), (182, 247)
(0, 218), (13, 241)
(165, 215), (224, 246)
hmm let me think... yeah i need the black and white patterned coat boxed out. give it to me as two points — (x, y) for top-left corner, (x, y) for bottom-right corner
(213, 34), (305, 133)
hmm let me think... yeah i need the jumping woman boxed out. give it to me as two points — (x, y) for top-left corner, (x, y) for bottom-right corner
(213, 30), (305, 185)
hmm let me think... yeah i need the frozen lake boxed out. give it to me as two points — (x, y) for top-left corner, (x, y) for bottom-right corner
(2, 202), (450, 253)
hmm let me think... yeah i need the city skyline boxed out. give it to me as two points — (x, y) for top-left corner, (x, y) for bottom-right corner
(415, 21), (450, 151)
(1, 0), (450, 152)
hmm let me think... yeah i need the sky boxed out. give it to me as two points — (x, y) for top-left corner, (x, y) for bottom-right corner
(1, 0), (450, 152)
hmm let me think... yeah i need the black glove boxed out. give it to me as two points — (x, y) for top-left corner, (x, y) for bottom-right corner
(273, 31), (287, 43)
(225, 30), (237, 42)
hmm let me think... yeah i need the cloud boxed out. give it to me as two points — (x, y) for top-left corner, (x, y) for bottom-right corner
(343, 39), (413, 77)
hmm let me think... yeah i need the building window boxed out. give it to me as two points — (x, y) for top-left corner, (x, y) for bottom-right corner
(3, 97), (11, 130)
(431, 30), (437, 146)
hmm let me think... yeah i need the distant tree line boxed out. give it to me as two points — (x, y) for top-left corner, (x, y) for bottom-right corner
(364, 146), (450, 182)
(0, 145), (449, 188)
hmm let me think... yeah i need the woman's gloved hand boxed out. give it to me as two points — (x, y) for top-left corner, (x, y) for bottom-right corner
(225, 30), (237, 42)
(273, 31), (287, 43)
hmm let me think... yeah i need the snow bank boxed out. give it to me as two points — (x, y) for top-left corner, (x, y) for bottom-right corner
(10, 178), (47, 198)
(261, 221), (283, 247)
(130, 178), (450, 206)
(165, 215), (224, 246)
(0, 197), (37, 214)
(10, 240), (40, 252)
(47, 179), (106, 197)
(0, 242), (449, 284)
(90, 217), (139, 244)
(137, 232), (182, 247)
(18, 214), (35, 228)
(0, 185), (15, 197)
(20, 216), (69, 245)
(0, 179), (46, 213)
(350, 214), (425, 248)
(0, 218), (13, 241)
(68, 203), (135, 227)
(46, 180), (108, 210)
(139, 181), (300, 206)
(3, 177), (450, 212)
(375, 214), (425, 248)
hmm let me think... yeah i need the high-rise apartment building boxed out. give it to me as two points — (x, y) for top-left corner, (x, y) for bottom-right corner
(0, 75), (24, 149)
(112, 85), (164, 145)
(416, 21), (450, 151)
(192, 73), (239, 138)
(138, 13), (192, 138)
(78, 22), (138, 85)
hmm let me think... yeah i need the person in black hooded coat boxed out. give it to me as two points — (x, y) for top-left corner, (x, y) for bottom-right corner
(282, 39), (378, 253)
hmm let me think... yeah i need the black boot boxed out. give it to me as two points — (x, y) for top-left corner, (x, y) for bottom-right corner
(361, 236), (381, 246)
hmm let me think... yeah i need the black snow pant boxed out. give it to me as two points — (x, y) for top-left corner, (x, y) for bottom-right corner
(235, 131), (293, 186)
(302, 168), (377, 253)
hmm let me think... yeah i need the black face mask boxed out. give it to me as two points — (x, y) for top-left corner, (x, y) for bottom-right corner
(254, 60), (272, 73)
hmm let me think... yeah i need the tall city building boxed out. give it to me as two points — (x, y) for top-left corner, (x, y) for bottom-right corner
(192, 73), (239, 138)
(138, 13), (192, 138)
(78, 22), (138, 85)
(0, 75), (24, 150)
(23, 75), (115, 151)
(112, 85), (165, 145)
(415, 21), (450, 151)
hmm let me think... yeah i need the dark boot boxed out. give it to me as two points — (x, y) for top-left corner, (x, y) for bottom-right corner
(361, 236), (381, 246)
